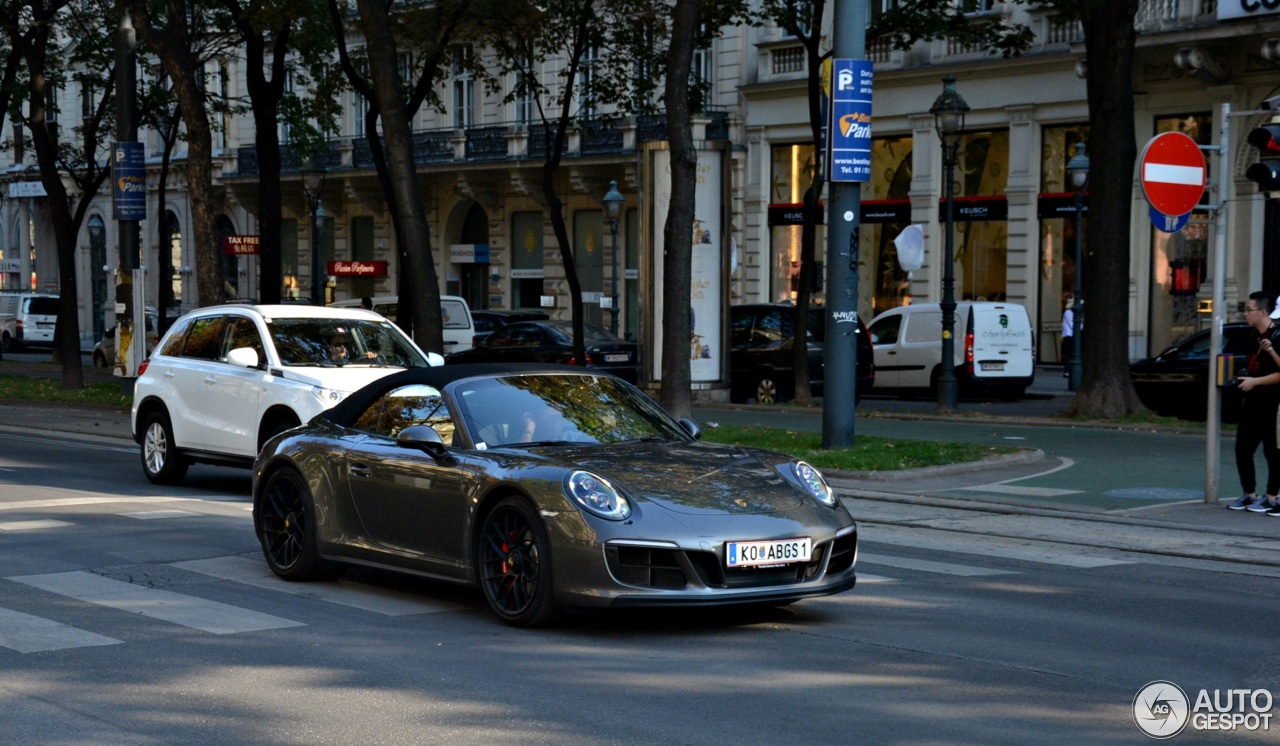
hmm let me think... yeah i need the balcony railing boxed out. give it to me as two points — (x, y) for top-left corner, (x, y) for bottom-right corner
(239, 112), (722, 176)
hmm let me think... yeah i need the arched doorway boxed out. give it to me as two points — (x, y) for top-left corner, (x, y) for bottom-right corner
(451, 202), (490, 311)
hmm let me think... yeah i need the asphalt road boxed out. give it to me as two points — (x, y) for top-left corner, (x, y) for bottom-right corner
(2, 426), (1278, 744)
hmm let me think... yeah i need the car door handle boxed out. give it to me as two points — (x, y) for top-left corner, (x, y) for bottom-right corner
(350, 464), (372, 478)
(164, 370), (175, 378)
(204, 375), (217, 385)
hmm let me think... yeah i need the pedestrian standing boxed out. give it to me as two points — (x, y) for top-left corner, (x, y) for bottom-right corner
(1061, 297), (1075, 377)
(359, 296), (373, 311)
(1228, 291), (1280, 512)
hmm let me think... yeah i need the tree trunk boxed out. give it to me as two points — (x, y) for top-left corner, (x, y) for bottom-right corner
(658, 0), (701, 420)
(128, 0), (220, 310)
(1068, 0), (1146, 417)
(353, 0), (444, 353)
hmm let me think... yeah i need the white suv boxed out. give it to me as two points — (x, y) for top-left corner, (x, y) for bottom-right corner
(132, 304), (442, 484)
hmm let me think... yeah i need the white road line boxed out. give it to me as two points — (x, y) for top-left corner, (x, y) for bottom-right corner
(122, 510), (200, 520)
(856, 574), (898, 584)
(172, 556), (465, 616)
(958, 484), (1083, 497)
(858, 552), (1018, 577)
(0, 496), (184, 512)
(0, 606), (122, 653)
(0, 520), (72, 531)
(9, 571), (304, 635)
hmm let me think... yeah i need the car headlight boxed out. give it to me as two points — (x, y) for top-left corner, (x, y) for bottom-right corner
(793, 461), (837, 507)
(311, 385), (349, 405)
(565, 471), (631, 520)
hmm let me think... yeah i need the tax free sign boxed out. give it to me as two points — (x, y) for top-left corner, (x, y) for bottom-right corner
(828, 59), (874, 183)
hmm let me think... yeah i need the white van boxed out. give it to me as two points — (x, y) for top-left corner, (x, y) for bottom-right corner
(329, 294), (475, 355)
(867, 301), (1035, 397)
(0, 292), (59, 351)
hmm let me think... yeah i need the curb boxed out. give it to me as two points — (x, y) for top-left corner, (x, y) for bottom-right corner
(825, 447), (1044, 482)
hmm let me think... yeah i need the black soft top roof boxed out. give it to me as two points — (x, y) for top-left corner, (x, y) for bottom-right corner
(322, 362), (595, 428)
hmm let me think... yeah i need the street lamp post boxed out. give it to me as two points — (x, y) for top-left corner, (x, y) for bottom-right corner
(303, 164), (326, 306)
(602, 179), (624, 336)
(1066, 142), (1089, 392)
(930, 76), (969, 413)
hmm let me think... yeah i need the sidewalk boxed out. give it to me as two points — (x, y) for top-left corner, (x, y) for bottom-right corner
(1, 358), (1276, 570)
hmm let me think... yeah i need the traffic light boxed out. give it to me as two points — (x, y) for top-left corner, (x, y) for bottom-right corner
(1246, 119), (1280, 194)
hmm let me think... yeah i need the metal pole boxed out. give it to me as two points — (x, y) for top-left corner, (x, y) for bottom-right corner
(937, 144), (959, 412)
(1068, 190), (1084, 391)
(1206, 103), (1230, 504)
(609, 218), (619, 335)
(822, 0), (868, 448)
(311, 198), (325, 306)
(115, 11), (140, 393)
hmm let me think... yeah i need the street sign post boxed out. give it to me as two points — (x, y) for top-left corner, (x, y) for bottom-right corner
(1139, 131), (1207, 217)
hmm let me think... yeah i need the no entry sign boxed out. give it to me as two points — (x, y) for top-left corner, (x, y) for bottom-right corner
(1140, 132), (1207, 217)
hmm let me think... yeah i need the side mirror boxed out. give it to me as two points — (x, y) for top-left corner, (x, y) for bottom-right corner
(226, 347), (260, 369)
(426, 352), (445, 367)
(398, 425), (455, 464)
(678, 417), (702, 441)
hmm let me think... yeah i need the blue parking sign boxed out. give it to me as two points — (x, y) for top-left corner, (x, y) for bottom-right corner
(828, 59), (874, 183)
(113, 142), (146, 221)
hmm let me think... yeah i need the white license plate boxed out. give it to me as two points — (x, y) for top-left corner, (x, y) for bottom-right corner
(980, 362), (1005, 371)
(604, 353), (630, 362)
(726, 538), (811, 568)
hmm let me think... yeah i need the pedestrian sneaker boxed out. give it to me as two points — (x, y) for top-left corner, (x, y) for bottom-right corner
(1228, 494), (1257, 510)
(1247, 497), (1278, 513)
(1268, 504), (1280, 517)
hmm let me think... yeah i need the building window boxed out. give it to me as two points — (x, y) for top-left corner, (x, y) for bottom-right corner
(949, 129), (1010, 303)
(578, 45), (598, 119)
(1039, 123), (1089, 363)
(860, 135), (914, 316)
(282, 219), (299, 299)
(452, 46), (474, 129)
(768, 143), (822, 303)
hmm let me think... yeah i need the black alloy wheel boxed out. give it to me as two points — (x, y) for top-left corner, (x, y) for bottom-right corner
(140, 411), (188, 485)
(478, 497), (557, 627)
(257, 467), (322, 581)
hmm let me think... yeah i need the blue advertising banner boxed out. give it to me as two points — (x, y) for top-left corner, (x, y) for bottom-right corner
(112, 142), (146, 221)
(828, 59), (874, 183)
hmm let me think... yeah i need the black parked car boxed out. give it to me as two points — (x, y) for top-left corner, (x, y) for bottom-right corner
(1130, 322), (1255, 422)
(471, 310), (550, 346)
(446, 320), (638, 383)
(729, 303), (874, 404)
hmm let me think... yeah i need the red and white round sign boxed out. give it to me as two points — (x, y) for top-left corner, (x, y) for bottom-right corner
(1139, 132), (1207, 217)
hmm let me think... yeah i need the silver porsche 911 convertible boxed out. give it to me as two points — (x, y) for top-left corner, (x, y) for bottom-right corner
(252, 363), (859, 626)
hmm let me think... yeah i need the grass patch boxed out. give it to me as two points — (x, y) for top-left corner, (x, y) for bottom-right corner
(700, 424), (1019, 472)
(0, 374), (131, 409)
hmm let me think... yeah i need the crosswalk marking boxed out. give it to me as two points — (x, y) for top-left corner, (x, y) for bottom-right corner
(0, 606), (122, 653)
(865, 526), (1133, 569)
(10, 571), (304, 635)
(858, 553), (1018, 577)
(0, 496), (185, 512)
(172, 556), (465, 616)
(0, 519), (72, 531)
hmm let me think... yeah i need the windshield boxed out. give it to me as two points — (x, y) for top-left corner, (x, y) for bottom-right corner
(266, 317), (429, 368)
(453, 373), (689, 448)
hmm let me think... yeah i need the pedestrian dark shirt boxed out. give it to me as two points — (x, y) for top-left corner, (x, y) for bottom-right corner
(1245, 322), (1280, 410)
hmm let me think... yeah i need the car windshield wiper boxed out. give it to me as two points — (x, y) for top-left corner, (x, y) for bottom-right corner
(520, 440), (576, 447)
